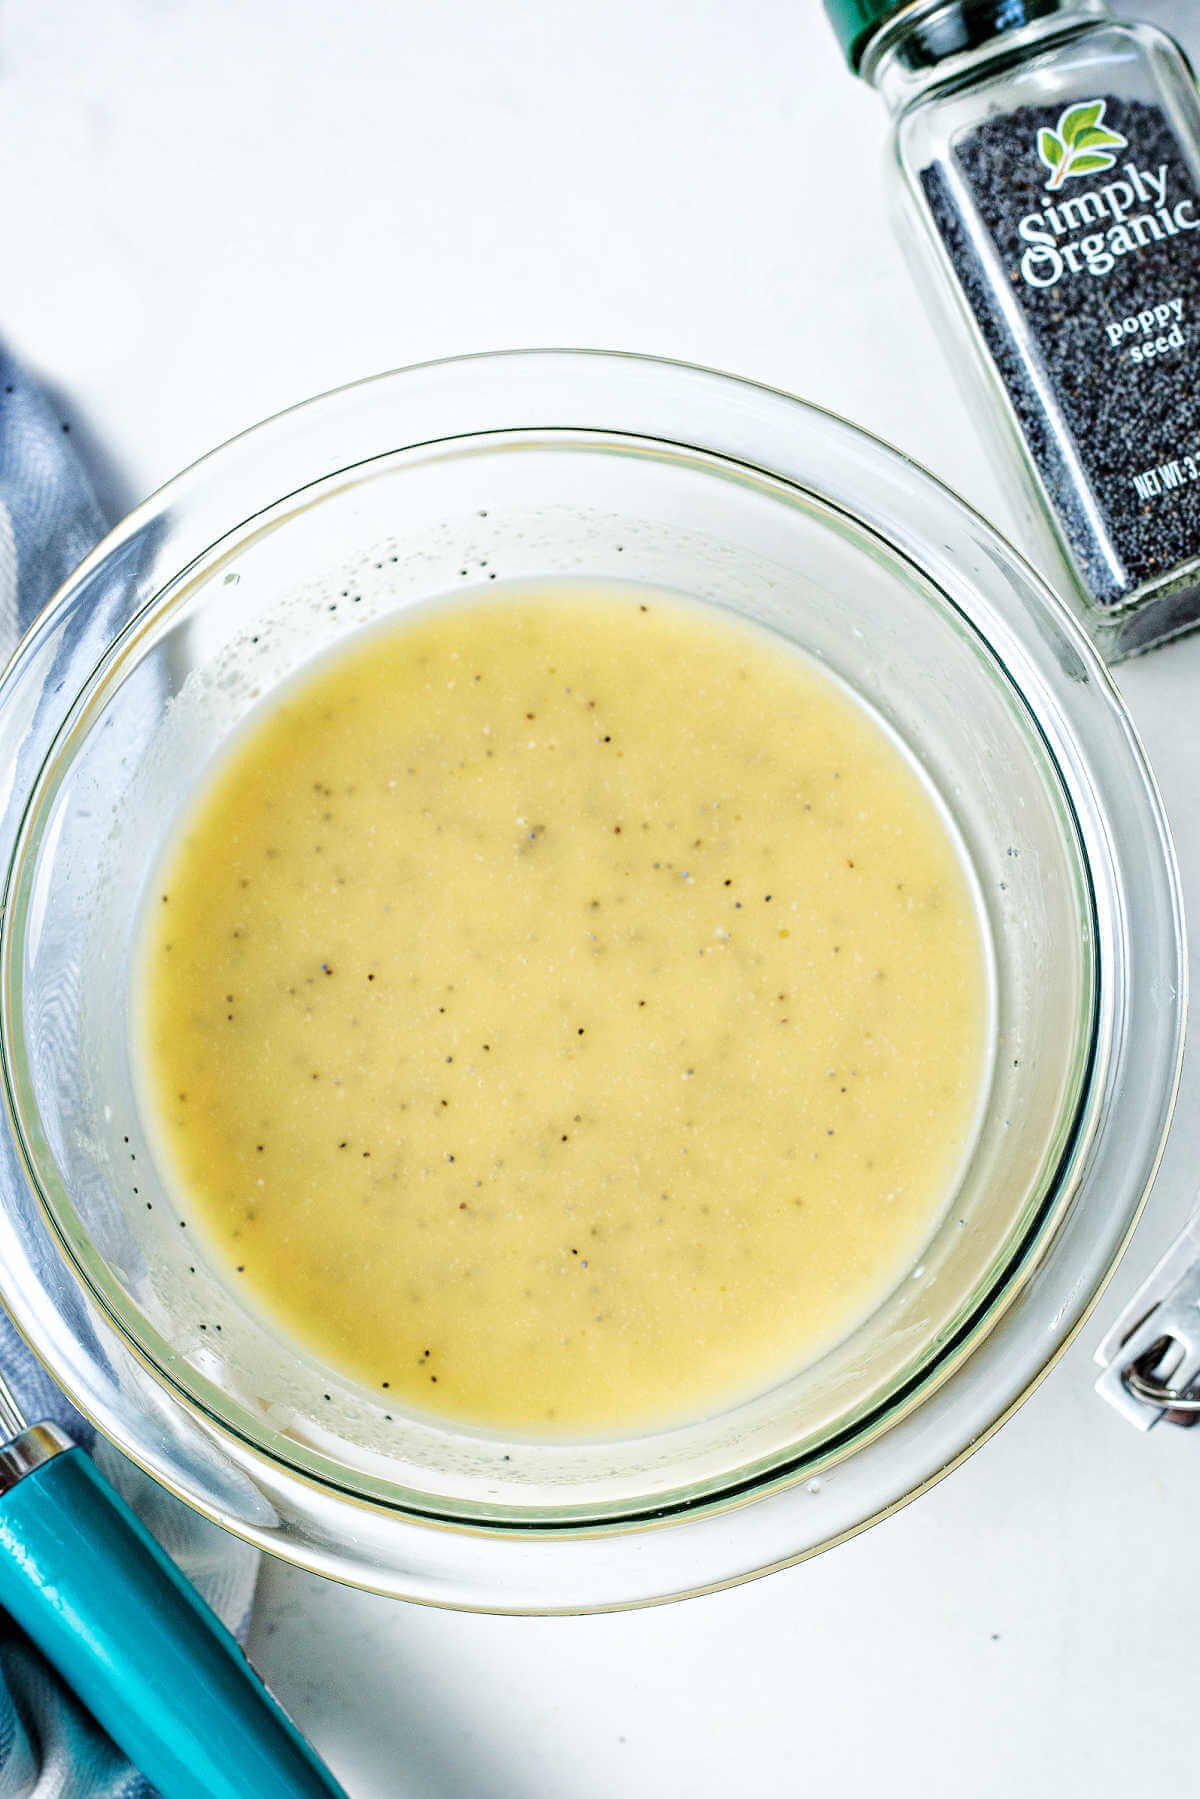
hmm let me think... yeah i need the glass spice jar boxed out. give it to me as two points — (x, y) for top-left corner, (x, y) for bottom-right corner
(826, 0), (1200, 659)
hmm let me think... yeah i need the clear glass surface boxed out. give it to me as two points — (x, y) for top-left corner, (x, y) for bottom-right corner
(0, 351), (1184, 1610)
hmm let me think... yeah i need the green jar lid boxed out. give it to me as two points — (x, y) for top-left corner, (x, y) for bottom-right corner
(822, 0), (910, 70)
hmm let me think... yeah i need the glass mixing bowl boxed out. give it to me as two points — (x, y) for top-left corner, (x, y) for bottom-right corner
(0, 351), (1185, 1611)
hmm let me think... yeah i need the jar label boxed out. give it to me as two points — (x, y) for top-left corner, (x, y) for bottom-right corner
(923, 97), (1200, 609)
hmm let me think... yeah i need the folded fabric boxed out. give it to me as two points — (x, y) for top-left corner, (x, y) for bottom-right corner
(0, 348), (259, 1798)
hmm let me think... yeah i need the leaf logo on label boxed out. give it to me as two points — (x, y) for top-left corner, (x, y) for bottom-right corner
(1037, 100), (1128, 191)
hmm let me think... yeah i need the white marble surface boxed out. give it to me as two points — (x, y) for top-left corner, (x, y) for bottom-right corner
(6, 1), (1200, 1792)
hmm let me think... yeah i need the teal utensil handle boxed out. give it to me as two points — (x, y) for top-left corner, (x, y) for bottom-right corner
(0, 1443), (348, 1799)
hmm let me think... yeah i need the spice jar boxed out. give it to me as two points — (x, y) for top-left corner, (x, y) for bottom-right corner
(825, 0), (1200, 659)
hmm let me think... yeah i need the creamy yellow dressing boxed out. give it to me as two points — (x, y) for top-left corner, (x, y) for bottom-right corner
(139, 584), (988, 1434)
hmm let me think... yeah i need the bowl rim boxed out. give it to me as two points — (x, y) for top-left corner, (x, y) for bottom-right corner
(0, 348), (1186, 1609)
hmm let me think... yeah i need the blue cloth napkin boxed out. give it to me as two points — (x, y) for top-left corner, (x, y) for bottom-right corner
(0, 351), (259, 1798)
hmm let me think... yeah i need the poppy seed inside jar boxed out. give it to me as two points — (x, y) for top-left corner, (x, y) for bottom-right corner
(920, 97), (1200, 643)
